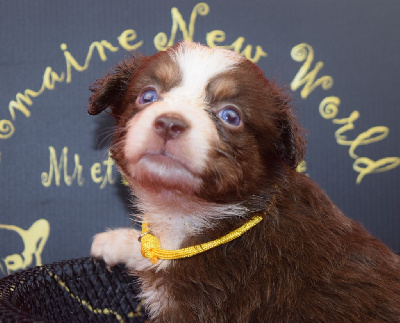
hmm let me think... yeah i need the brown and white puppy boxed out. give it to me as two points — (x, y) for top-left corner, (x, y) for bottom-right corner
(89, 41), (400, 322)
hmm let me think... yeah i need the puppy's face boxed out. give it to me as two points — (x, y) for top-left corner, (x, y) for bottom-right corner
(89, 42), (305, 203)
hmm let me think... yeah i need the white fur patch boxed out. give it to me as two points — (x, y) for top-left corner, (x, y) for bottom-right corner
(134, 197), (249, 320)
(168, 41), (243, 101)
(140, 277), (172, 319)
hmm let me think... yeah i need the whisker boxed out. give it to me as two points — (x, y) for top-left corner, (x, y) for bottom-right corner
(214, 147), (241, 168)
(110, 138), (127, 154)
(95, 126), (118, 150)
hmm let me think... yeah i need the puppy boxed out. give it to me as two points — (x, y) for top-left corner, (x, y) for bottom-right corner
(89, 41), (400, 322)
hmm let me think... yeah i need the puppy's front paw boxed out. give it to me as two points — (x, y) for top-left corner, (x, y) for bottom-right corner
(91, 231), (117, 266)
(91, 228), (140, 268)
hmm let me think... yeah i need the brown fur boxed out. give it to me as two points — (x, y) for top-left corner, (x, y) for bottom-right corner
(89, 42), (400, 322)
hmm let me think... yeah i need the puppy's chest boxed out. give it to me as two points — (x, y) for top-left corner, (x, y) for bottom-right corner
(139, 265), (205, 321)
(139, 271), (175, 318)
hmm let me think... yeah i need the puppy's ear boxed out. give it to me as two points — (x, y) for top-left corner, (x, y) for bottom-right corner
(276, 99), (307, 170)
(88, 57), (140, 116)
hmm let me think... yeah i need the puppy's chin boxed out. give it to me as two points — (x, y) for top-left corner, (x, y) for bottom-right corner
(129, 154), (202, 194)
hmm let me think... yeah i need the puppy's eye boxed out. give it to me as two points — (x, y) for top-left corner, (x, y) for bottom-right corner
(218, 107), (241, 126)
(139, 89), (158, 104)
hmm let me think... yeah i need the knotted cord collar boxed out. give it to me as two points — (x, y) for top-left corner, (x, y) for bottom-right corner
(140, 198), (275, 264)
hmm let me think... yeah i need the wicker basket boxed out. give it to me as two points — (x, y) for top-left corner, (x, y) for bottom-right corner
(0, 257), (148, 322)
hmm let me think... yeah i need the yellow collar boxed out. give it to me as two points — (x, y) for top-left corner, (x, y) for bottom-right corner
(140, 213), (266, 265)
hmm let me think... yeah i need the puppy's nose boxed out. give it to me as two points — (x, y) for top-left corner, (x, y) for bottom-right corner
(154, 114), (188, 141)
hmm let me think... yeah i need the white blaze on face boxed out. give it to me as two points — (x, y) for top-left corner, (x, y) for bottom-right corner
(168, 42), (244, 101)
(123, 42), (243, 193)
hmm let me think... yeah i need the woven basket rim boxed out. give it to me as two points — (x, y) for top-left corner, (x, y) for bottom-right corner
(0, 257), (147, 322)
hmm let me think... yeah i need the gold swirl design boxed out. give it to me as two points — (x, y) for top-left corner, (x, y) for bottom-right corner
(0, 119), (15, 139)
(41, 146), (84, 187)
(0, 219), (50, 275)
(353, 157), (400, 184)
(290, 43), (333, 99)
(318, 72), (334, 90)
(154, 2), (210, 51)
(195, 2), (209, 15)
(153, 32), (168, 52)
(319, 96), (340, 119)
(349, 126), (389, 159)
(291, 43), (312, 63)
(296, 160), (307, 174)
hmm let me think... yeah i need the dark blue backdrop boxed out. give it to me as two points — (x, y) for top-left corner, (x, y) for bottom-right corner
(0, 0), (399, 277)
